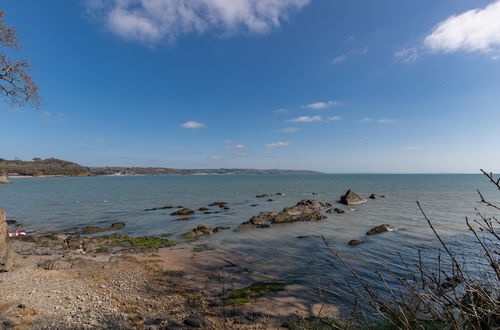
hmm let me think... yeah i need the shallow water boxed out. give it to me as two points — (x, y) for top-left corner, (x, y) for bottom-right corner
(1, 174), (497, 313)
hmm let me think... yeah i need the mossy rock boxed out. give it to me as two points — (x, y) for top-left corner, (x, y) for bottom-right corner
(115, 236), (177, 249)
(82, 222), (126, 235)
(220, 282), (286, 306)
(180, 232), (197, 239)
(192, 245), (214, 252)
(160, 233), (173, 237)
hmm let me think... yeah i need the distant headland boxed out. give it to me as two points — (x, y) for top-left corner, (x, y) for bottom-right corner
(0, 157), (321, 178)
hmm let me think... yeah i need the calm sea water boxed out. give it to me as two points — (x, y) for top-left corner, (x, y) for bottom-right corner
(1, 174), (497, 313)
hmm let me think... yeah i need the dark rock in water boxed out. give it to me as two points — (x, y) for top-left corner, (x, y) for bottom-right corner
(276, 192), (284, 196)
(326, 208), (346, 214)
(297, 236), (309, 239)
(312, 192), (318, 196)
(180, 225), (229, 239)
(250, 204), (258, 207)
(183, 317), (204, 328)
(209, 202), (227, 207)
(174, 217), (190, 221)
(340, 189), (367, 205)
(267, 199), (274, 202)
(6, 220), (17, 225)
(223, 207), (230, 210)
(367, 224), (391, 235)
(176, 205), (183, 208)
(144, 205), (173, 211)
(369, 193), (385, 199)
(0, 209), (17, 271)
(348, 239), (363, 246)
(109, 222), (125, 229)
(256, 194), (268, 198)
(171, 208), (195, 216)
(82, 222), (126, 235)
(198, 207), (209, 211)
(235, 199), (329, 231)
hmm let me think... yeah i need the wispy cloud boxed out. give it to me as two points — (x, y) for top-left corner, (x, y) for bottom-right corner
(274, 127), (301, 133)
(328, 116), (341, 121)
(304, 101), (341, 110)
(41, 111), (65, 123)
(266, 141), (291, 148)
(377, 118), (398, 123)
(332, 54), (349, 65)
(357, 118), (371, 123)
(208, 155), (223, 160)
(395, 47), (419, 63)
(274, 108), (288, 114)
(181, 121), (205, 129)
(85, 0), (311, 44)
(288, 115), (322, 123)
(424, 1), (500, 56)
(224, 144), (246, 150)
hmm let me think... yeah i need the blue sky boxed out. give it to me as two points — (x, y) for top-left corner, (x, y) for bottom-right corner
(1, 0), (499, 173)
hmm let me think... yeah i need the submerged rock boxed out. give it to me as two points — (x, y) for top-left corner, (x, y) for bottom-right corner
(256, 194), (269, 198)
(198, 207), (209, 211)
(180, 225), (229, 239)
(82, 222), (125, 235)
(348, 239), (363, 246)
(209, 202), (227, 208)
(367, 224), (391, 235)
(326, 208), (346, 214)
(235, 200), (329, 231)
(340, 189), (367, 205)
(171, 208), (195, 216)
(144, 205), (174, 211)
(369, 193), (385, 199)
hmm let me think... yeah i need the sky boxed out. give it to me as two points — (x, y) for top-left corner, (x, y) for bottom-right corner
(1, 0), (499, 173)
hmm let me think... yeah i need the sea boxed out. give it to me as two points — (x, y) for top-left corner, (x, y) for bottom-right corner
(1, 174), (497, 314)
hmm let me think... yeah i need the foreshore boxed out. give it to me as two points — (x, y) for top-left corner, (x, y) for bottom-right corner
(0, 213), (337, 329)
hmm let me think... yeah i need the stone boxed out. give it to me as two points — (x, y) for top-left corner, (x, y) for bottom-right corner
(0, 176), (9, 184)
(348, 240), (363, 246)
(183, 317), (204, 328)
(181, 225), (229, 239)
(367, 224), (391, 235)
(170, 208), (195, 216)
(198, 207), (209, 211)
(340, 189), (367, 205)
(209, 202), (227, 207)
(369, 193), (386, 199)
(256, 194), (268, 198)
(144, 205), (173, 211)
(0, 208), (17, 271)
(326, 208), (346, 214)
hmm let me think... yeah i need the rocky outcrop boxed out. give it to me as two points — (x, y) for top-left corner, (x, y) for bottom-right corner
(369, 194), (385, 199)
(0, 176), (9, 184)
(326, 208), (346, 214)
(0, 208), (16, 271)
(235, 200), (329, 232)
(340, 189), (367, 205)
(367, 224), (391, 235)
(171, 208), (195, 216)
(180, 225), (229, 239)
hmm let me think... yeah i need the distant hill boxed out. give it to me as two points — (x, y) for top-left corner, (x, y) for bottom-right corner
(0, 158), (321, 177)
(0, 158), (91, 177)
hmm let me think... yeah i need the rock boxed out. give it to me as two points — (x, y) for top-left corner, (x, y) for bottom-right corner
(297, 236), (309, 239)
(0, 208), (17, 271)
(369, 193), (385, 199)
(144, 205), (174, 211)
(181, 225), (229, 239)
(82, 222), (126, 235)
(326, 208), (346, 214)
(6, 220), (17, 225)
(312, 192), (318, 196)
(209, 202), (227, 208)
(198, 207), (209, 211)
(235, 200), (329, 231)
(267, 199), (274, 202)
(183, 317), (204, 328)
(367, 224), (391, 235)
(170, 208), (195, 216)
(256, 194), (268, 198)
(340, 189), (367, 205)
(348, 240), (363, 246)
(276, 192), (283, 196)
(0, 176), (9, 184)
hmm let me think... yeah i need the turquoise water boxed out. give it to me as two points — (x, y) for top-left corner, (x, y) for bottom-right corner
(1, 174), (497, 312)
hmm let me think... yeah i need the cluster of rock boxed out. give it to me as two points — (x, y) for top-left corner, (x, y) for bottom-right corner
(180, 225), (229, 239)
(0, 208), (16, 271)
(235, 200), (331, 232)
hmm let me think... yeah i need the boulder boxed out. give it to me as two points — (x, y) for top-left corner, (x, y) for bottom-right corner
(348, 240), (363, 246)
(209, 202), (227, 208)
(198, 207), (209, 211)
(171, 208), (195, 216)
(180, 225), (229, 239)
(0, 176), (9, 184)
(340, 189), (367, 205)
(326, 208), (346, 214)
(367, 224), (391, 235)
(256, 194), (269, 198)
(235, 200), (329, 231)
(369, 194), (385, 199)
(0, 209), (17, 271)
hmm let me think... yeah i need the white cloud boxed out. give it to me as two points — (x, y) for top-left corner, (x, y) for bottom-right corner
(208, 155), (223, 160)
(86, 0), (311, 43)
(358, 118), (371, 123)
(274, 108), (288, 114)
(424, 1), (500, 55)
(224, 144), (246, 150)
(304, 101), (341, 110)
(377, 118), (398, 123)
(328, 116), (341, 121)
(181, 121), (205, 129)
(274, 127), (301, 133)
(288, 115), (322, 123)
(266, 141), (291, 148)
(332, 54), (349, 65)
(395, 47), (418, 63)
